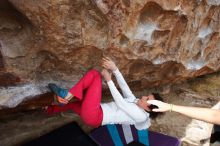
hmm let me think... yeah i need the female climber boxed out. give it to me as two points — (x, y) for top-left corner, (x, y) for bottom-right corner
(47, 57), (163, 129)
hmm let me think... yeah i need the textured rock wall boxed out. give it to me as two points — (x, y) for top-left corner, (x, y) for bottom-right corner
(149, 71), (220, 146)
(0, 0), (219, 107)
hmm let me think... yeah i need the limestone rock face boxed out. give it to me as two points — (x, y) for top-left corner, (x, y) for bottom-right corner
(0, 0), (219, 107)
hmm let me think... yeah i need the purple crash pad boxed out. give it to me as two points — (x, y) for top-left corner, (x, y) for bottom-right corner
(90, 124), (181, 146)
(149, 131), (180, 146)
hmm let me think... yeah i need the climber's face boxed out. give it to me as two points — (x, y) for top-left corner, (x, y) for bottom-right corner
(137, 95), (155, 111)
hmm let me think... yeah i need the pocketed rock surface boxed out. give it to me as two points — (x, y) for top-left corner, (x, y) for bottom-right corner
(0, 0), (220, 146)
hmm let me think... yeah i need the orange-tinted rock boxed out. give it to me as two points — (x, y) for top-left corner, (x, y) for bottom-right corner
(0, 49), (4, 70)
(0, 0), (219, 107)
(0, 72), (20, 86)
(0, 92), (53, 115)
